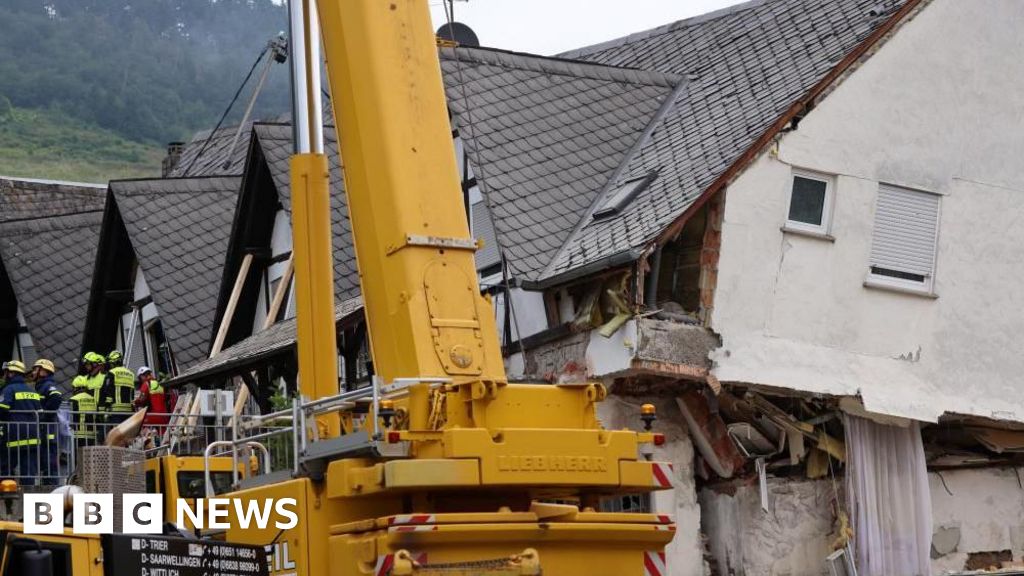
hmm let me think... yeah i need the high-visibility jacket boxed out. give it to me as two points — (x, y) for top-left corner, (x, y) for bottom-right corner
(70, 391), (97, 440)
(103, 366), (135, 413)
(0, 376), (42, 445)
(86, 372), (105, 406)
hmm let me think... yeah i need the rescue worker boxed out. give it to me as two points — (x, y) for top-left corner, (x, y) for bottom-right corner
(83, 353), (107, 440)
(0, 361), (42, 484)
(134, 367), (170, 438)
(69, 379), (97, 453)
(100, 351), (134, 428)
(30, 359), (63, 483)
(71, 353), (94, 392)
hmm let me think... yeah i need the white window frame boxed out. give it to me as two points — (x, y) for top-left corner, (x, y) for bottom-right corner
(784, 169), (835, 236)
(865, 184), (941, 296)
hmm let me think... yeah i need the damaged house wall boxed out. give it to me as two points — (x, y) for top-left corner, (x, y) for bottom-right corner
(699, 478), (837, 576)
(929, 466), (1024, 574)
(699, 466), (1024, 576)
(599, 395), (706, 576)
(710, 0), (1024, 423)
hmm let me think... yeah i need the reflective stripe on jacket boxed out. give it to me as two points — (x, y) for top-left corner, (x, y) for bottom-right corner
(0, 377), (42, 442)
(70, 392), (97, 440)
(107, 366), (135, 412)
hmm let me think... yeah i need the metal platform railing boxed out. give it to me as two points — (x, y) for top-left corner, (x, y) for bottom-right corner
(211, 376), (453, 495)
(0, 376), (455, 495)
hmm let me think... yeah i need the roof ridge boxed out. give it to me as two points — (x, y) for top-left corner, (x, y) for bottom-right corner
(536, 78), (691, 281)
(442, 45), (681, 88)
(0, 175), (107, 189)
(109, 175), (242, 185)
(559, 0), (767, 60)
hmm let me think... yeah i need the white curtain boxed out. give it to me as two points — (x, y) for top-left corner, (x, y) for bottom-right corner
(845, 415), (932, 576)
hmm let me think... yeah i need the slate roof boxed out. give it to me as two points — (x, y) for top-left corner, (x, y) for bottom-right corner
(251, 123), (360, 300)
(169, 296), (363, 385)
(440, 48), (680, 280)
(534, 0), (911, 282)
(437, 0), (909, 285)
(168, 123), (252, 178)
(0, 211), (104, 384)
(0, 177), (105, 222)
(110, 177), (241, 369)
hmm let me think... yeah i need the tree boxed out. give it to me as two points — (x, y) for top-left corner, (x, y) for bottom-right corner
(0, 0), (289, 143)
(0, 95), (12, 123)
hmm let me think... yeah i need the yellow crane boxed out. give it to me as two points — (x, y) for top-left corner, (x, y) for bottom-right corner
(0, 1), (676, 574)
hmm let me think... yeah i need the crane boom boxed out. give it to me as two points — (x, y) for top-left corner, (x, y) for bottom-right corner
(310, 0), (507, 397)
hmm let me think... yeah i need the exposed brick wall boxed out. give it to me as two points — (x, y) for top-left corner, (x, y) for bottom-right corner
(522, 331), (589, 382)
(698, 190), (724, 325)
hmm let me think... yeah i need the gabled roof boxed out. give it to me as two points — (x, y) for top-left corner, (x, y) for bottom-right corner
(248, 123), (360, 300)
(0, 177), (105, 222)
(536, 0), (914, 283)
(109, 176), (241, 369)
(0, 210), (103, 384)
(440, 47), (681, 281)
(438, 0), (912, 285)
(168, 124), (252, 178)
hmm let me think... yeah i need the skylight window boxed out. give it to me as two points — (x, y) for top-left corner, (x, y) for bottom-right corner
(593, 172), (657, 219)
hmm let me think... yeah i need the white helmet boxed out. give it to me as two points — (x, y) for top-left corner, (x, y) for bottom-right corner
(137, 366), (153, 378)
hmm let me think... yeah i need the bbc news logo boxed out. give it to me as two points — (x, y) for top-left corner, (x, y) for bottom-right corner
(23, 494), (299, 534)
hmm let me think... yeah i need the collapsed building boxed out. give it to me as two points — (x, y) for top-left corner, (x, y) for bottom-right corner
(157, 0), (1024, 574)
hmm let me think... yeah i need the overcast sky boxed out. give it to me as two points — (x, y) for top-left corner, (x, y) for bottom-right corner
(427, 0), (746, 55)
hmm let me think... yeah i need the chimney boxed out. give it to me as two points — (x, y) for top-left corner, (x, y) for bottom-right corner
(161, 142), (186, 177)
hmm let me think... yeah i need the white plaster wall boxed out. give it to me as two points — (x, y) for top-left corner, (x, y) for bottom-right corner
(698, 467), (1024, 576)
(699, 479), (836, 576)
(253, 209), (296, 332)
(599, 395), (707, 576)
(929, 466), (1024, 574)
(491, 287), (549, 344)
(711, 0), (1024, 422)
(587, 318), (638, 378)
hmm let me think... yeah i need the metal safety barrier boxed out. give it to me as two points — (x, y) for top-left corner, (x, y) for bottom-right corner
(207, 377), (453, 496)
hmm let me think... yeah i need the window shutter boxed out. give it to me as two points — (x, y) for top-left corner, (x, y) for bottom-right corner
(869, 185), (940, 278)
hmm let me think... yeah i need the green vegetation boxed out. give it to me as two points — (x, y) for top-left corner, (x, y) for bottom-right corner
(0, 0), (290, 182)
(0, 106), (163, 183)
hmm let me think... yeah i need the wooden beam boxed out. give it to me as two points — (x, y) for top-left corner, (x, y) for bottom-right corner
(232, 253), (294, 423)
(211, 253), (254, 358)
(262, 255), (294, 330)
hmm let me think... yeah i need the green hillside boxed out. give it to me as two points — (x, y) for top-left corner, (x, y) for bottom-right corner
(0, 0), (291, 183)
(0, 105), (163, 183)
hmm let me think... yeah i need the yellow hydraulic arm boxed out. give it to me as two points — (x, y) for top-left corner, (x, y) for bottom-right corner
(292, 0), (506, 419)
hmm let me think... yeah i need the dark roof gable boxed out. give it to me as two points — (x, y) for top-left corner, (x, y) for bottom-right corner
(109, 176), (241, 369)
(440, 47), (681, 281)
(0, 211), (103, 384)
